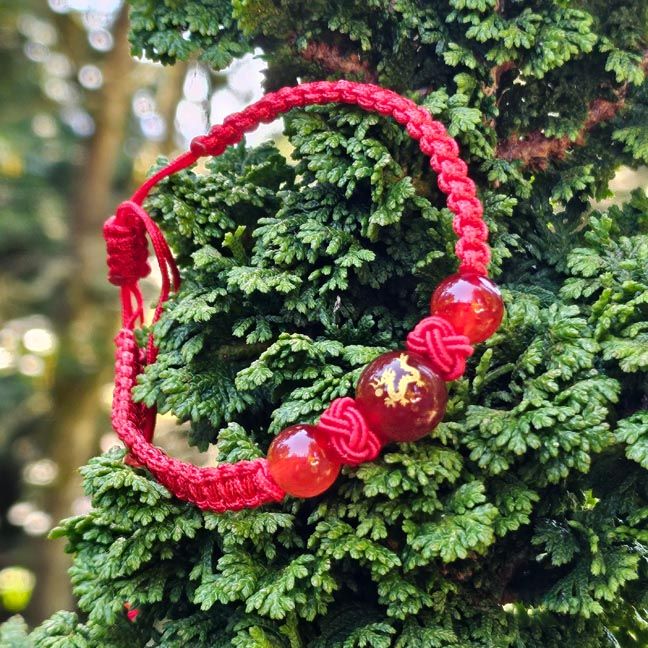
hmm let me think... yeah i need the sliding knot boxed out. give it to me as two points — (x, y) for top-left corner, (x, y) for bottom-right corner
(406, 316), (473, 381)
(103, 201), (150, 286)
(317, 397), (382, 465)
(189, 135), (210, 156)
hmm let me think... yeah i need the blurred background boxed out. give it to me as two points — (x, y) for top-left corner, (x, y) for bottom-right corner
(0, 0), (644, 628)
(0, 0), (285, 625)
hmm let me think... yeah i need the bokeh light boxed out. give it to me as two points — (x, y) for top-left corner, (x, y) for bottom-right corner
(44, 53), (73, 78)
(23, 328), (57, 355)
(78, 64), (103, 90)
(140, 113), (166, 141)
(88, 28), (113, 52)
(132, 89), (155, 117)
(24, 42), (50, 64)
(23, 459), (59, 486)
(0, 348), (14, 371)
(18, 355), (45, 378)
(22, 511), (53, 537)
(18, 15), (58, 47)
(82, 11), (111, 30)
(91, 0), (123, 14)
(183, 65), (210, 102)
(66, 0), (91, 11)
(176, 99), (208, 142)
(71, 496), (93, 516)
(7, 502), (36, 527)
(48, 0), (71, 14)
(32, 113), (59, 138)
(227, 50), (266, 99)
(60, 106), (95, 136)
(43, 78), (78, 104)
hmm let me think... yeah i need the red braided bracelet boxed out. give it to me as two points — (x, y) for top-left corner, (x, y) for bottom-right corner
(103, 80), (503, 512)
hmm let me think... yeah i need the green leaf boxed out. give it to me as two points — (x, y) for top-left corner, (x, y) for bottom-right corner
(615, 412), (648, 469)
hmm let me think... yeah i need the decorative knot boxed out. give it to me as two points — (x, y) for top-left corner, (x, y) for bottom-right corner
(317, 397), (382, 465)
(406, 316), (473, 381)
(103, 202), (150, 286)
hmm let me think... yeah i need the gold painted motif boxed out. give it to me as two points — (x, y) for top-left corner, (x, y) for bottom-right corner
(370, 353), (425, 407)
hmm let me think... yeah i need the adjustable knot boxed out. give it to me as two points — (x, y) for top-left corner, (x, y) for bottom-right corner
(317, 397), (382, 465)
(406, 316), (474, 381)
(103, 201), (151, 286)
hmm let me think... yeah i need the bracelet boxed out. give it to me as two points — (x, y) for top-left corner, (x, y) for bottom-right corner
(103, 80), (503, 512)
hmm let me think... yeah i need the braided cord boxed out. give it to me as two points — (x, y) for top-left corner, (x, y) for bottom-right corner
(105, 80), (491, 512)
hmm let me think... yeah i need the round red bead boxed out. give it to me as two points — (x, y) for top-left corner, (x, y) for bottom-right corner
(355, 351), (447, 443)
(431, 272), (503, 343)
(267, 424), (340, 498)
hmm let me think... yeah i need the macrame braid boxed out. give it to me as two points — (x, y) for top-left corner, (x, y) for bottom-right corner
(103, 80), (497, 512)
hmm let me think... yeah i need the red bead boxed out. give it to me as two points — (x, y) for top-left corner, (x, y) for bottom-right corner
(267, 424), (340, 498)
(355, 351), (447, 443)
(431, 272), (503, 343)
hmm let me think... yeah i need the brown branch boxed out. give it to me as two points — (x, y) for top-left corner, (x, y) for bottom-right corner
(299, 39), (378, 83)
(497, 51), (648, 169)
(216, 342), (270, 360)
(483, 61), (516, 98)
(496, 97), (627, 169)
(482, 61), (516, 143)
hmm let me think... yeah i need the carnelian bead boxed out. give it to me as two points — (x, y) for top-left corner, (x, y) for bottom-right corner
(431, 272), (503, 343)
(355, 351), (447, 443)
(267, 424), (340, 498)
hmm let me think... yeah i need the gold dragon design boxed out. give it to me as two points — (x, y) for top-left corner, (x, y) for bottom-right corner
(370, 353), (425, 407)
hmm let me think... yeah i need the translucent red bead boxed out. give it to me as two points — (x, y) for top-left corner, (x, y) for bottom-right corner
(267, 424), (340, 498)
(355, 351), (447, 442)
(431, 272), (504, 343)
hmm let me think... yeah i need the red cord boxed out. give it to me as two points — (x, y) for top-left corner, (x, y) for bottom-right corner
(104, 80), (491, 512)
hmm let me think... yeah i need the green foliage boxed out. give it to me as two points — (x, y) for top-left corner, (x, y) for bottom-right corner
(561, 191), (648, 374)
(9, 0), (648, 646)
(616, 411), (648, 469)
(128, 0), (253, 68)
(0, 616), (31, 648)
(28, 612), (91, 648)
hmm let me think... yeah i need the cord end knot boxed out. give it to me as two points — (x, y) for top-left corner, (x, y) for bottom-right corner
(103, 202), (151, 287)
